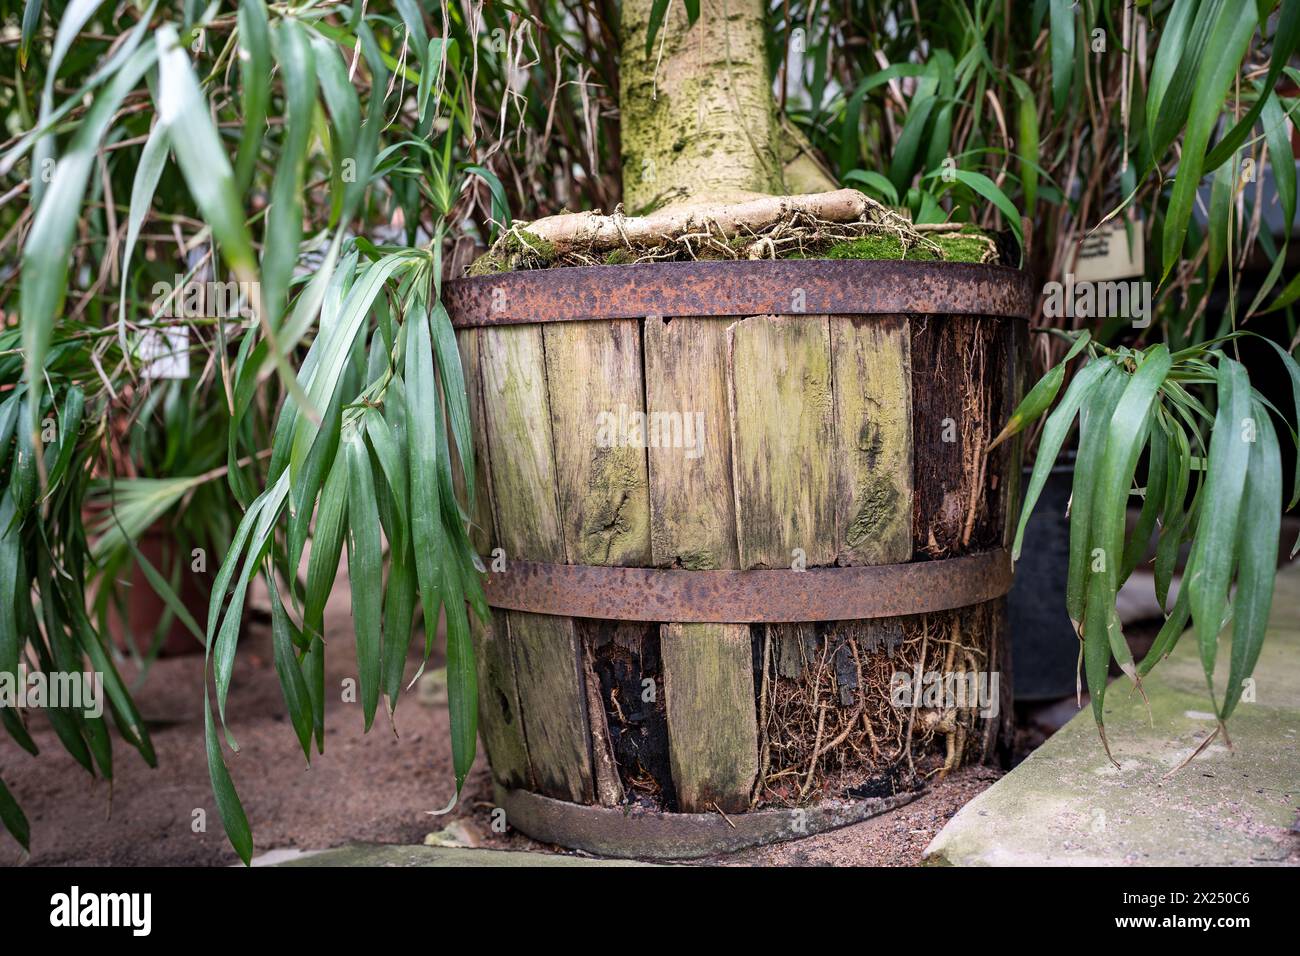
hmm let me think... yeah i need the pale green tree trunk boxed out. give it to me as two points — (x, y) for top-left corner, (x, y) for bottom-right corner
(619, 0), (784, 211)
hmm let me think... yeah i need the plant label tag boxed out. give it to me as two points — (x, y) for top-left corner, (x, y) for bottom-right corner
(140, 327), (190, 380)
(1074, 221), (1145, 281)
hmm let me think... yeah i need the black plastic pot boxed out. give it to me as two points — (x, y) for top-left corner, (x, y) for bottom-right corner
(1008, 464), (1077, 701)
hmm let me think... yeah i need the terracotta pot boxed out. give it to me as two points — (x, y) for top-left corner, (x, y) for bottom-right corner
(102, 524), (212, 658)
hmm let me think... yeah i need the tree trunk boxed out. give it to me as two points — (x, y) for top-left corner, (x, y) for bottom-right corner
(619, 0), (784, 211)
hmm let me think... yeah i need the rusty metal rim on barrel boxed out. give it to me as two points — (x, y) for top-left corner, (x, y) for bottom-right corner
(482, 549), (1013, 624)
(445, 258), (1035, 327)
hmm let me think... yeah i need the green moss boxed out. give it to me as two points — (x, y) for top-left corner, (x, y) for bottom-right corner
(467, 229), (558, 276)
(815, 231), (991, 264)
(932, 233), (993, 263)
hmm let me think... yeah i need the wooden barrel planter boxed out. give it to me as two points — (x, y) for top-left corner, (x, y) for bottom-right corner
(446, 259), (1033, 858)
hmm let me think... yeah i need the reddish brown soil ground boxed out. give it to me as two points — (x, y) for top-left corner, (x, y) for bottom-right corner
(1, 576), (1002, 867)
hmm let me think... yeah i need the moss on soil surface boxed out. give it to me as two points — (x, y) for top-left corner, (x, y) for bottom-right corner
(814, 232), (992, 263)
(467, 226), (996, 276)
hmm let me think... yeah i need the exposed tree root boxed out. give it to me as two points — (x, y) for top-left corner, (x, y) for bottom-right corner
(467, 188), (1001, 274)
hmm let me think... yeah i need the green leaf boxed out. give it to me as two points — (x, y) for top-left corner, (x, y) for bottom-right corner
(945, 169), (1023, 248)
(20, 43), (155, 438)
(304, 441), (350, 642)
(0, 492), (20, 682)
(268, 575), (313, 760)
(844, 170), (899, 206)
(1262, 91), (1296, 235)
(1160, 4), (1259, 280)
(1185, 356), (1252, 699)
(645, 0), (671, 56)
(1155, 415), (1193, 608)
(155, 25), (256, 277)
(120, 528), (204, 645)
(837, 64), (927, 176)
(19, 0), (43, 71)
(405, 303), (445, 661)
(990, 331), (1090, 451)
(1012, 359), (1112, 559)
(1202, 0), (1300, 170)
(1089, 345), (1173, 682)
(1146, 0), (1199, 154)
(1, 706), (38, 756)
(890, 95), (936, 194)
(204, 692), (252, 865)
(442, 531), (477, 791)
(1050, 0), (1076, 117)
(395, 0), (430, 62)
(1016, 84), (1040, 211)
(1139, 583), (1192, 676)
(429, 303), (475, 512)
(382, 544), (418, 712)
(233, 0), (271, 193)
(312, 32), (364, 223)
(211, 474), (288, 730)
(1067, 364), (1130, 625)
(345, 432), (383, 730)
(463, 165), (511, 238)
(117, 120), (169, 365)
(1259, 338), (1300, 508)
(260, 19), (316, 332)
(1220, 399), (1281, 719)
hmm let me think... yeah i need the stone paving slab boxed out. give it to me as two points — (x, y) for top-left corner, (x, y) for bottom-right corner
(925, 564), (1300, 866)
(271, 843), (654, 867)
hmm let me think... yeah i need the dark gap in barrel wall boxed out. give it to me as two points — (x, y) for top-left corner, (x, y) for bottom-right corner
(583, 619), (678, 810)
(910, 315), (1014, 558)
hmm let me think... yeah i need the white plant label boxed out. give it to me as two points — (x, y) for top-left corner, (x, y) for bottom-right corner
(1075, 220), (1145, 282)
(140, 327), (190, 380)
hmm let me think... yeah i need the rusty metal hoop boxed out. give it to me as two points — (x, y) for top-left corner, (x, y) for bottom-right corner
(445, 259), (1035, 327)
(495, 784), (919, 860)
(483, 549), (1012, 624)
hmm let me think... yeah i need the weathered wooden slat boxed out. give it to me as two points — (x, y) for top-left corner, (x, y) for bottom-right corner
(538, 318), (654, 805)
(477, 325), (566, 562)
(456, 327), (529, 789)
(829, 315), (913, 566)
(582, 639), (625, 806)
(477, 324), (593, 803)
(542, 319), (651, 567)
(454, 327), (498, 557)
(660, 623), (758, 814)
(644, 316), (739, 570)
(726, 314), (837, 569)
(507, 612), (594, 802)
(469, 612), (531, 789)
(727, 314), (840, 804)
(645, 316), (756, 813)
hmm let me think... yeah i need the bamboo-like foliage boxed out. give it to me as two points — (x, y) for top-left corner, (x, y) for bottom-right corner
(2, 0), (1298, 862)
(993, 330), (1300, 758)
(779, 0), (1299, 358)
(0, 1), (507, 862)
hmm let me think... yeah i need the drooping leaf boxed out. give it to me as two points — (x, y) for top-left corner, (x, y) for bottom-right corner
(1220, 399), (1282, 719)
(1185, 356), (1252, 699)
